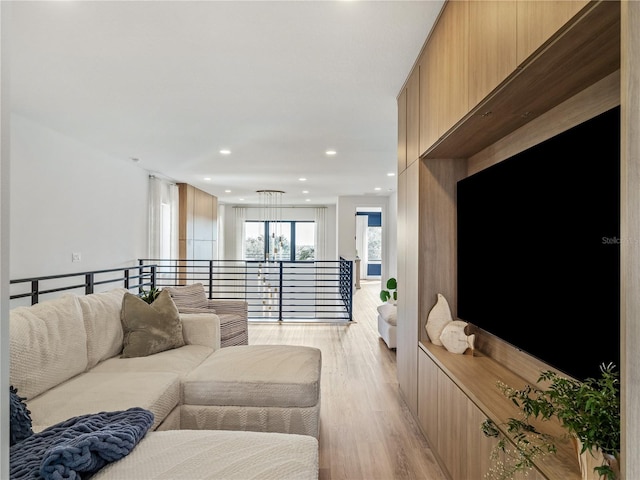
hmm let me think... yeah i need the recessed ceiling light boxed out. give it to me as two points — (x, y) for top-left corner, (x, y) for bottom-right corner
(305, 198), (311, 202)
(302, 190), (309, 194)
(325, 150), (337, 155)
(239, 198), (245, 201)
(204, 177), (211, 181)
(299, 177), (307, 182)
(387, 172), (396, 177)
(374, 187), (382, 191)
(224, 189), (231, 193)
(219, 149), (231, 155)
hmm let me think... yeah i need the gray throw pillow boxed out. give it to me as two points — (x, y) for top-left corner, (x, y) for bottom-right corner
(120, 289), (185, 358)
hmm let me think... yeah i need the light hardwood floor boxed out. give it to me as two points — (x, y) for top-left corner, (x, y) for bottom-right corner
(249, 280), (447, 480)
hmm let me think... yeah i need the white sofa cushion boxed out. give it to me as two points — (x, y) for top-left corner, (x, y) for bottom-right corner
(27, 371), (181, 432)
(77, 288), (127, 369)
(377, 302), (397, 326)
(10, 294), (88, 400)
(90, 344), (213, 376)
(91, 430), (319, 480)
(183, 345), (321, 408)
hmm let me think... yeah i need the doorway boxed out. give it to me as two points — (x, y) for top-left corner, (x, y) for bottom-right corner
(355, 208), (382, 280)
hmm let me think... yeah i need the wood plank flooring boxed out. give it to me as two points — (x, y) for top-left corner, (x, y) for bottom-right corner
(249, 280), (447, 480)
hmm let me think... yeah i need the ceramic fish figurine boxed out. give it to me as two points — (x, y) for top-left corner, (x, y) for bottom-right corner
(439, 320), (475, 355)
(425, 293), (453, 346)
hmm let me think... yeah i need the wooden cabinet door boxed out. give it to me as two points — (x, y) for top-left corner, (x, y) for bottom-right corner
(419, 33), (440, 155)
(397, 160), (420, 416)
(418, 348), (440, 449)
(516, 0), (590, 64)
(406, 68), (420, 163)
(437, 0), (469, 138)
(468, 0), (517, 110)
(465, 401), (501, 479)
(397, 88), (407, 174)
(437, 368), (470, 480)
(419, 0), (469, 154)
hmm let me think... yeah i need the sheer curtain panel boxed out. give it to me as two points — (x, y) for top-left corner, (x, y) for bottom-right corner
(314, 207), (327, 261)
(148, 176), (178, 260)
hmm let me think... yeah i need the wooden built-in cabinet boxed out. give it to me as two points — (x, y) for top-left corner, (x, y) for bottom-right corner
(419, 0), (469, 153)
(419, 344), (573, 479)
(516, 0), (590, 64)
(436, 0), (469, 139)
(396, 1), (626, 479)
(418, 34), (439, 153)
(397, 88), (407, 174)
(413, 0), (613, 159)
(420, 348), (528, 480)
(406, 69), (420, 164)
(178, 183), (218, 263)
(467, 0), (517, 110)
(396, 161), (420, 415)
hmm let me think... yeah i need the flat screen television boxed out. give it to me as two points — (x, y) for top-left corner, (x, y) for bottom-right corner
(456, 106), (620, 382)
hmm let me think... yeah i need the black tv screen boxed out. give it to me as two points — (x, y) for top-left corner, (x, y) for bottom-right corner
(456, 106), (620, 382)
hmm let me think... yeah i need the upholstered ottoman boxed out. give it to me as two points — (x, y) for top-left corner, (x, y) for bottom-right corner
(181, 345), (321, 438)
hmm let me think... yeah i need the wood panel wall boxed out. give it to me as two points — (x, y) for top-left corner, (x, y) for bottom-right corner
(620, 2), (640, 478)
(177, 183), (218, 262)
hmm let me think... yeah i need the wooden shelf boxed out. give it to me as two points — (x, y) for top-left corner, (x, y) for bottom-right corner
(419, 341), (582, 480)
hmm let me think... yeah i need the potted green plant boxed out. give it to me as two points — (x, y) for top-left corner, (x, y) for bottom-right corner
(379, 277), (397, 304)
(482, 363), (620, 480)
(139, 286), (161, 304)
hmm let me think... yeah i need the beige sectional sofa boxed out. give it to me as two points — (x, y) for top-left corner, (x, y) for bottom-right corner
(9, 287), (320, 479)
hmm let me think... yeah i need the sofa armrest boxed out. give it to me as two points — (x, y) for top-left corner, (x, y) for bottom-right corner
(180, 313), (221, 351)
(207, 300), (249, 347)
(207, 299), (248, 319)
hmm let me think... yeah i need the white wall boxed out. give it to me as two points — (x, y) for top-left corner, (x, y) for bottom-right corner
(1, 3), (10, 474)
(10, 114), (149, 279)
(336, 195), (392, 282)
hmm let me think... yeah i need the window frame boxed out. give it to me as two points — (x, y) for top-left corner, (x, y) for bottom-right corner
(244, 220), (315, 262)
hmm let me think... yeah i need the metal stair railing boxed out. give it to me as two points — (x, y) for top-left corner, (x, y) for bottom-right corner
(138, 258), (354, 322)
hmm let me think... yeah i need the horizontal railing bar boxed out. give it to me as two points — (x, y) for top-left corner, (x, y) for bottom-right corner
(11, 283), (87, 296)
(10, 266), (155, 284)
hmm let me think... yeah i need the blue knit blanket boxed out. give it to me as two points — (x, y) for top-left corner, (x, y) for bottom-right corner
(10, 407), (154, 480)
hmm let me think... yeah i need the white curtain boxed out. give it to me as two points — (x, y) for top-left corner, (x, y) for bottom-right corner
(148, 176), (178, 260)
(356, 215), (368, 279)
(234, 206), (246, 260)
(314, 207), (327, 261)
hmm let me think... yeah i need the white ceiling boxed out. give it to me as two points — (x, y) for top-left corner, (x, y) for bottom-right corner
(10, 0), (444, 206)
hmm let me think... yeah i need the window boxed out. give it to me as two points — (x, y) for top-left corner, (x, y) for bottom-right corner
(244, 222), (265, 260)
(367, 226), (382, 261)
(295, 222), (316, 261)
(244, 221), (315, 261)
(268, 221), (291, 261)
